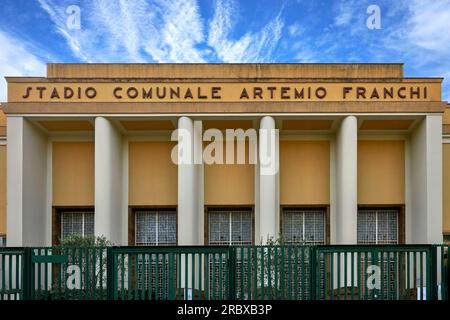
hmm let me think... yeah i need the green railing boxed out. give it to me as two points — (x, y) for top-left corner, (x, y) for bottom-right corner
(109, 246), (231, 300)
(0, 248), (24, 300)
(0, 244), (448, 300)
(232, 246), (314, 300)
(435, 244), (449, 300)
(314, 245), (435, 300)
(26, 247), (108, 300)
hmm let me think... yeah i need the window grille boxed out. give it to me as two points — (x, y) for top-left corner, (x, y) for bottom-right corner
(282, 209), (326, 245)
(61, 211), (94, 241)
(444, 234), (450, 243)
(208, 209), (252, 245)
(135, 209), (177, 246)
(357, 209), (398, 245)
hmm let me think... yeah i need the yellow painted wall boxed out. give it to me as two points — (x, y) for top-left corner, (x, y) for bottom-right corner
(280, 141), (330, 205)
(128, 141), (177, 206)
(0, 146), (6, 235)
(443, 144), (450, 234)
(46, 63), (404, 79)
(204, 142), (254, 205)
(443, 107), (450, 125)
(358, 140), (405, 205)
(52, 142), (95, 206)
(0, 110), (6, 137)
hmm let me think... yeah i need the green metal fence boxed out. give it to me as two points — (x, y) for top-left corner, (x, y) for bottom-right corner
(233, 246), (314, 300)
(26, 247), (107, 300)
(314, 245), (436, 300)
(0, 244), (448, 300)
(108, 246), (231, 300)
(435, 244), (449, 300)
(0, 248), (24, 300)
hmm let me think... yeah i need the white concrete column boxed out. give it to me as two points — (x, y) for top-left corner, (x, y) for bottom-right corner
(95, 117), (124, 245)
(335, 116), (358, 244)
(7, 117), (49, 246)
(194, 119), (204, 245)
(258, 116), (279, 244)
(177, 117), (202, 245)
(408, 115), (443, 244)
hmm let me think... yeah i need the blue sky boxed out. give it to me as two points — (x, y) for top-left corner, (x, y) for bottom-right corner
(0, 0), (450, 101)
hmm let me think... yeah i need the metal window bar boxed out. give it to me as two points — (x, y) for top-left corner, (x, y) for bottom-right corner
(357, 209), (398, 245)
(282, 209), (326, 245)
(0, 236), (6, 248)
(61, 211), (95, 241)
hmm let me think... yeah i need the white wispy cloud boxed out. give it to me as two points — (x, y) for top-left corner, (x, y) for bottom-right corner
(207, 0), (284, 62)
(335, 11), (352, 26)
(0, 31), (46, 102)
(406, 0), (450, 54)
(382, 0), (450, 100)
(294, 46), (319, 63)
(334, 0), (355, 26)
(21, 0), (450, 102)
(38, 0), (147, 62)
(154, 0), (205, 62)
(37, 0), (206, 63)
(37, 0), (91, 61)
(37, 0), (284, 63)
(287, 23), (302, 37)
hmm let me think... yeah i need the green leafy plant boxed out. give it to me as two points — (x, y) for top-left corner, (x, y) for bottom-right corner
(50, 234), (113, 299)
(248, 234), (312, 299)
(263, 233), (309, 246)
(59, 234), (112, 247)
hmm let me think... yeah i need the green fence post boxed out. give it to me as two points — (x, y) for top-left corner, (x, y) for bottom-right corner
(429, 246), (438, 300)
(228, 247), (236, 300)
(168, 253), (175, 300)
(446, 245), (450, 301)
(22, 248), (32, 300)
(310, 246), (316, 300)
(106, 247), (114, 300)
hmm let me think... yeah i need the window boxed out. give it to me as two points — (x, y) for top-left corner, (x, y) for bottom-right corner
(280, 208), (326, 299)
(132, 208), (177, 299)
(357, 208), (400, 299)
(208, 208), (253, 245)
(207, 207), (252, 299)
(282, 208), (326, 244)
(357, 209), (398, 244)
(0, 235), (5, 247)
(60, 210), (95, 241)
(135, 209), (177, 246)
(444, 234), (450, 244)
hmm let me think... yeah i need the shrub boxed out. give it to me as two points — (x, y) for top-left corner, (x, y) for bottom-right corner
(59, 234), (112, 247)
